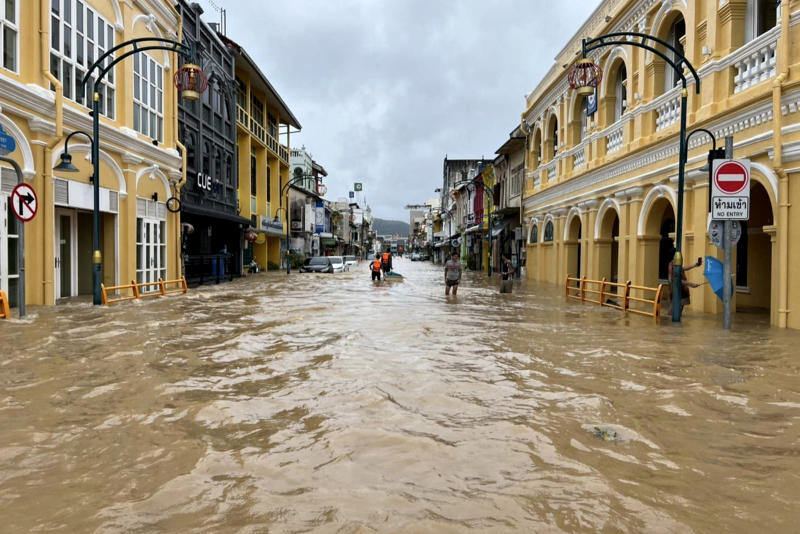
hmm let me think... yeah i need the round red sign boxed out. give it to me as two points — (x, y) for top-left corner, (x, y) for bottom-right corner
(714, 160), (748, 194)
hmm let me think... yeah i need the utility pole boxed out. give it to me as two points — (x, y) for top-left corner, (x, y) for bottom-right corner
(722, 136), (734, 329)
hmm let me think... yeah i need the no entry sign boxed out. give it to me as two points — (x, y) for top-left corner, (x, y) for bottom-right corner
(711, 159), (750, 220)
(11, 183), (38, 222)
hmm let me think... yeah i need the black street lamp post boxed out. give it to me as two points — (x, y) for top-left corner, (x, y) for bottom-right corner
(569, 32), (701, 322)
(54, 38), (204, 305)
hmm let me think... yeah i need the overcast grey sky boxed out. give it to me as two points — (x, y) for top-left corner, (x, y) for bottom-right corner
(219, 0), (598, 221)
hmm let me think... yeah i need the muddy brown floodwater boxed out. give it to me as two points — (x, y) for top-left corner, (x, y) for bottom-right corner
(1, 258), (800, 533)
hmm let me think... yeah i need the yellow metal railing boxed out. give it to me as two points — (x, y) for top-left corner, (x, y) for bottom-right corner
(101, 277), (188, 306)
(565, 276), (664, 321)
(0, 290), (10, 319)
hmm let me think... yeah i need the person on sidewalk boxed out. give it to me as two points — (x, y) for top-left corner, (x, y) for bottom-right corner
(370, 254), (382, 281)
(499, 256), (515, 293)
(444, 252), (463, 296)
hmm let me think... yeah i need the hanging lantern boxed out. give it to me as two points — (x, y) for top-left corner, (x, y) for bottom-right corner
(568, 58), (603, 97)
(174, 63), (209, 101)
(245, 230), (258, 243)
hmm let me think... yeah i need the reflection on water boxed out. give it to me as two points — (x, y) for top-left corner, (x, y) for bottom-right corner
(1, 258), (799, 532)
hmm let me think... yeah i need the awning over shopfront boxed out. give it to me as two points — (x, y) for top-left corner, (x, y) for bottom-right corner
(465, 224), (482, 234)
(491, 219), (510, 237)
(181, 204), (252, 227)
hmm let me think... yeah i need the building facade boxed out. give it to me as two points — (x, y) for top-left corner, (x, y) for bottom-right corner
(222, 34), (299, 271)
(176, 1), (248, 285)
(522, 0), (800, 327)
(0, 0), (185, 307)
(493, 125), (526, 276)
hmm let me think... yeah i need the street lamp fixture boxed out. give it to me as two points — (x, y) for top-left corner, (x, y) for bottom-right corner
(567, 32), (700, 322)
(54, 130), (94, 173)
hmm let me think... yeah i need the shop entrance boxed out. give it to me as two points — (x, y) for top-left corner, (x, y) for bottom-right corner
(55, 209), (115, 300)
(735, 181), (774, 314)
(1, 194), (20, 307)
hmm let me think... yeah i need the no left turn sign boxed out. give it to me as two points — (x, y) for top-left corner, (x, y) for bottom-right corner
(11, 183), (38, 222)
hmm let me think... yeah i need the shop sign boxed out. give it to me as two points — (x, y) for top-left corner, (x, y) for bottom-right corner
(197, 172), (223, 196)
(0, 125), (16, 156)
(315, 201), (325, 233)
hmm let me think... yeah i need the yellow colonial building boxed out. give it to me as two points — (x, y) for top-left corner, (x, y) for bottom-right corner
(522, 0), (800, 328)
(0, 0), (185, 307)
(221, 35), (298, 271)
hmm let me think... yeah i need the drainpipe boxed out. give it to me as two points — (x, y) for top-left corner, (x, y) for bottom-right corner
(41, 0), (64, 304)
(175, 16), (186, 279)
(772, 1), (790, 327)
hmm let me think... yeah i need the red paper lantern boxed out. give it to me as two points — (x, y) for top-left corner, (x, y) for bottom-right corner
(174, 63), (208, 101)
(568, 59), (603, 97)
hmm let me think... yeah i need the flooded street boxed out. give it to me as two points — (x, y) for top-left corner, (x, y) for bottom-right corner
(2, 258), (800, 533)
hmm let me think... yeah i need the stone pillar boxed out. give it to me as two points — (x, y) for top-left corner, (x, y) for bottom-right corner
(625, 187), (645, 284)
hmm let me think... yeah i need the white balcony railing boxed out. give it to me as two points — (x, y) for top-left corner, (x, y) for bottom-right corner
(655, 88), (681, 131)
(544, 161), (557, 183)
(573, 145), (586, 168)
(605, 125), (623, 153)
(733, 37), (777, 93)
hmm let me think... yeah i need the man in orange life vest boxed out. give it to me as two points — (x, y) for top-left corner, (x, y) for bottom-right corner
(380, 247), (393, 276)
(371, 254), (382, 281)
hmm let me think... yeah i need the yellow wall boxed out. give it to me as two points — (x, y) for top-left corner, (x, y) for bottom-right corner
(233, 63), (292, 269)
(521, 0), (800, 328)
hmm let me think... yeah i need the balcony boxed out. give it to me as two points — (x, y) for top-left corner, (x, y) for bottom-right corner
(236, 105), (290, 164)
(605, 124), (624, 153)
(654, 87), (681, 131)
(733, 27), (779, 94)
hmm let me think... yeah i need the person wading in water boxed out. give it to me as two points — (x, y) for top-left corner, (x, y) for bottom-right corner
(444, 252), (463, 296)
(370, 254), (382, 281)
(381, 247), (393, 276)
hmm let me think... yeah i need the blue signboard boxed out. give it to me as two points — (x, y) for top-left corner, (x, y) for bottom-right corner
(0, 124), (16, 156)
(315, 201), (325, 233)
(586, 88), (598, 116)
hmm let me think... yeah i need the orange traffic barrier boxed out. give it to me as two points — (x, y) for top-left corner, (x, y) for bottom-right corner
(565, 275), (664, 321)
(101, 277), (188, 306)
(0, 290), (10, 319)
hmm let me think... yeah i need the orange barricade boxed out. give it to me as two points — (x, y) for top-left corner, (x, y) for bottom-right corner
(101, 277), (188, 306)
(0, 290), (10, 319)
(565, 275), (664, 321)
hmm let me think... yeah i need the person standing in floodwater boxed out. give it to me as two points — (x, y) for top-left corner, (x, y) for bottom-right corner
(444, 252), (462, 296)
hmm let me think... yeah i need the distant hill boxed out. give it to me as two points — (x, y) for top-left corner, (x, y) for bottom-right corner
(373, 218), (409, 237)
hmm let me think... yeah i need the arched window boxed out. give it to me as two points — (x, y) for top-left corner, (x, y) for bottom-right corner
(664, 17), (686, 91)
(543, 221), (554, 242)
(551, 118), (559, 156)
(202, 142), (210, 175)
(214, 149), (222, 180)
(532, 128), (542, 168)
(186, 133), (196, 172)
(529, 224), (538, 244)
(614, 64), (627, 122)
(746, 0), (779, 42)
(580, 98), (588, 141)
(226, 155), (233, 186)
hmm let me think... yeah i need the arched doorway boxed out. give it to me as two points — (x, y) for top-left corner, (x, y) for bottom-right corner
(641, 196), (675, 287)
(597, 206), (620, 283)
(735, 180), (774, 314)
(565, 212), (582, 280)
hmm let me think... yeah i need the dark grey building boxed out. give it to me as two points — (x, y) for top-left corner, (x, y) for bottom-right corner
(175, 1), (249, 284)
